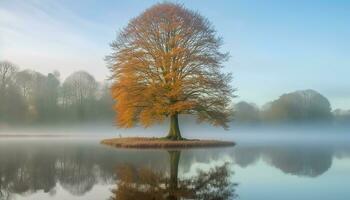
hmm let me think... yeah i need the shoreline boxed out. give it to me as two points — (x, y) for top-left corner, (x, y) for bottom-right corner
(101, 137), (235, 149)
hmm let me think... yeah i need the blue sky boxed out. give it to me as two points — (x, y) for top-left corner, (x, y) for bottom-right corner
(0, 0), (349, 109)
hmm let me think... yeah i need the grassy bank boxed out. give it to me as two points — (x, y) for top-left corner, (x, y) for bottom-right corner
(101, 137), (235, 149)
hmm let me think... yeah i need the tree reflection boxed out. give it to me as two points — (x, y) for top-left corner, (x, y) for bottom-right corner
(111, 151), (238, 200)
(232, 146), (260, 168)
(0, 149), (57, 199)
(232, 144), (333, 177)
(263, 146), (332, 177)
(0, 143), (102, 199)
(1, 141), (349, 199)
(57, 158), (96, 196)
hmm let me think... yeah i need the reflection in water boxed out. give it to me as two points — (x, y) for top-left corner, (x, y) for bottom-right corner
(263, 147), (333, 177)
(111, 151), (238, 200)
(0, 148), (58, 199)
(232, 144), (337, 177)
(0, 139), (349, 199)
(57, 157), (96, 196)
(0, 141), (112, 199)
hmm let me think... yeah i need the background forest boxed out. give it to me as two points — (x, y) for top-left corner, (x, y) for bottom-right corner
(0, 60), (349, 127)
(0, 61), (113, 125)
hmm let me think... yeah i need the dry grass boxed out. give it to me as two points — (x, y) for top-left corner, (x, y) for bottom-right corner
(101, 137), (235, 149)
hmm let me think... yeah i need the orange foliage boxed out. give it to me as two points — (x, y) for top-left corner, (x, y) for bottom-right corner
(107, 3), (235, 129)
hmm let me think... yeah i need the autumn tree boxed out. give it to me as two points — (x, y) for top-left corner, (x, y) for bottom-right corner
(107, 3), (235, 140)
(111, 151), (237, 200)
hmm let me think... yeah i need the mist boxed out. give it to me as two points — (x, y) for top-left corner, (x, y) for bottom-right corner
(1, 1), (349, 199)
(1, 61), (349, 140)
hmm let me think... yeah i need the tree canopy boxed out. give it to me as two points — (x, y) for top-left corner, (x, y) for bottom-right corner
(107, 3), (235, 139)
(262, 89), (332, 122)
(233, 101), (260, 123)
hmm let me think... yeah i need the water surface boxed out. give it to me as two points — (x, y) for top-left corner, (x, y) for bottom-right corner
(0, 134), (349, 200)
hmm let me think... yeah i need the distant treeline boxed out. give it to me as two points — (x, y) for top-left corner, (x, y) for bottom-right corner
(233, 89), (350, 125)
(1, 61), (349, 126)
(0, 61), (114, 125)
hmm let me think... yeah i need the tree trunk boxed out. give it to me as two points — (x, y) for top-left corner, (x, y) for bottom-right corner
(168, 151), (180, 200)
(166, 113), (182, 140)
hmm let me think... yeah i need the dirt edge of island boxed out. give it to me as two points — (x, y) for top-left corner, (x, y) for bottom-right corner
(101, 137), (235, 149)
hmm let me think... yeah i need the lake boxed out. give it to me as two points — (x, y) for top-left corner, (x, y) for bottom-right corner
(0, 130), (349, 200)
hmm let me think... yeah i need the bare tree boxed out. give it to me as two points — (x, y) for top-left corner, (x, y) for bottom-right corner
(62, 71), (97, 119)
(0, 61), (18, 93)
(0, 61), (23, 121)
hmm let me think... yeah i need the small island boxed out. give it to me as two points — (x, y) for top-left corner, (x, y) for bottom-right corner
(101, 137), (234, 149)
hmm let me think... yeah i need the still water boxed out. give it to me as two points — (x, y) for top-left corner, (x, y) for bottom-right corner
(0, 135), (349, 200)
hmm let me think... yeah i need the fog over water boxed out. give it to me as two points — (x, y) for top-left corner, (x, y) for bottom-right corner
(1, 120), (349, 143)
(1, 114), (349, 200)
(0, 134), (349, 200)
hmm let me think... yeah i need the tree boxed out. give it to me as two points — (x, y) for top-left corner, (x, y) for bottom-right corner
(233, 101), (260, 123)
(15, 70), (33, 99)
(262, 89), (332, 122)
(13, 70), (60, 122)
(43, 72), (60, 120)
(25, 71), (48, 121)
(62, 71), (97, 120)
(0, 61), (18, 93)
(107, 3), (235, 140)
(95, 82), (114, 119)
(333, 109), (350, 125)
(0, 61), (25, 122)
